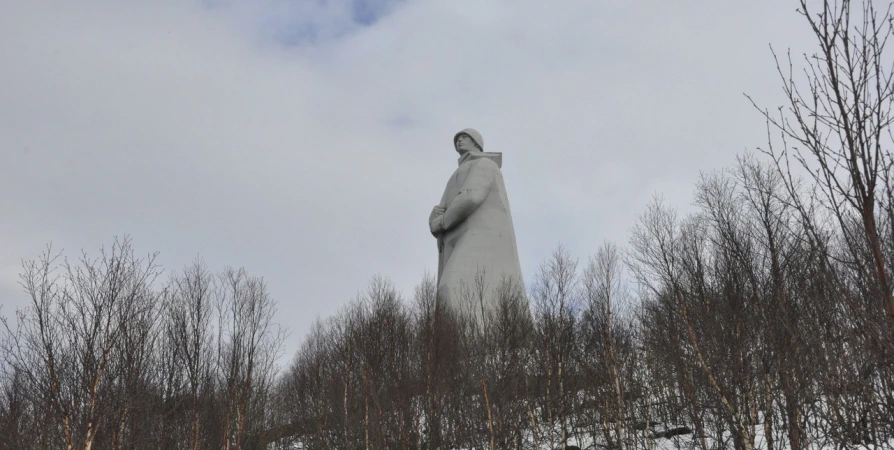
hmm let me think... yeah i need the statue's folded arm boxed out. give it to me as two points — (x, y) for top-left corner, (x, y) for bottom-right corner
(441, 160), (496, 231)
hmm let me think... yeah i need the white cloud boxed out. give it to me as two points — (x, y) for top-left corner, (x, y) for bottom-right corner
(0, 0), (817, 358)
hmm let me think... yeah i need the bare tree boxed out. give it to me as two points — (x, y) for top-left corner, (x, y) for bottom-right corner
(630, 193), (765, 450)
(163, 258), (217, 450)
(749, 0), (894, 336)
(530, 246), (581, 450)
(743, 0), (894, 445)
(579, 243), (639, 450)
(414, 273), (464, 450)
(215, 267), (285, 450)
(0, 364), (36, 450)
(1, 237), (161, 450)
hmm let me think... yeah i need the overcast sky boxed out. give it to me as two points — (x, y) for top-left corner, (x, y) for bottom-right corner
(1, 0), (818, 360)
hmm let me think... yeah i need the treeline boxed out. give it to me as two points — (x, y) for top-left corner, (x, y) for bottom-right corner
(0, 241), (285, 450)
(276, 156), (894, 450)
(3, 152), (894, 450)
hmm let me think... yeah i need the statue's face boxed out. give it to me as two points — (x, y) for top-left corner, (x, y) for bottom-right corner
(455, 134), (480, 155)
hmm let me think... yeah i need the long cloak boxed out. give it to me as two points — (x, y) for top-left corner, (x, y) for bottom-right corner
(432, 151), (524, 315)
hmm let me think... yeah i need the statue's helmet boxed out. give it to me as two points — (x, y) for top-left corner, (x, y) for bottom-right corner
(454, 128), (483, 151)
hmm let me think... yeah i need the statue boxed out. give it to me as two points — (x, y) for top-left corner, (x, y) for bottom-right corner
(429, 128), (525, 318)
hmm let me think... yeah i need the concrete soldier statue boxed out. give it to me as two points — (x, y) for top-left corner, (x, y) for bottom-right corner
(429, 128), (525, 318)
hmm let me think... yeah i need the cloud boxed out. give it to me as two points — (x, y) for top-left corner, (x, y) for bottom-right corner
(0, 0), (817, 359)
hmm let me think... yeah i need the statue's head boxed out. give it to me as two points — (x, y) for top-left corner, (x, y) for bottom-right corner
(454, 128), (483, 155)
